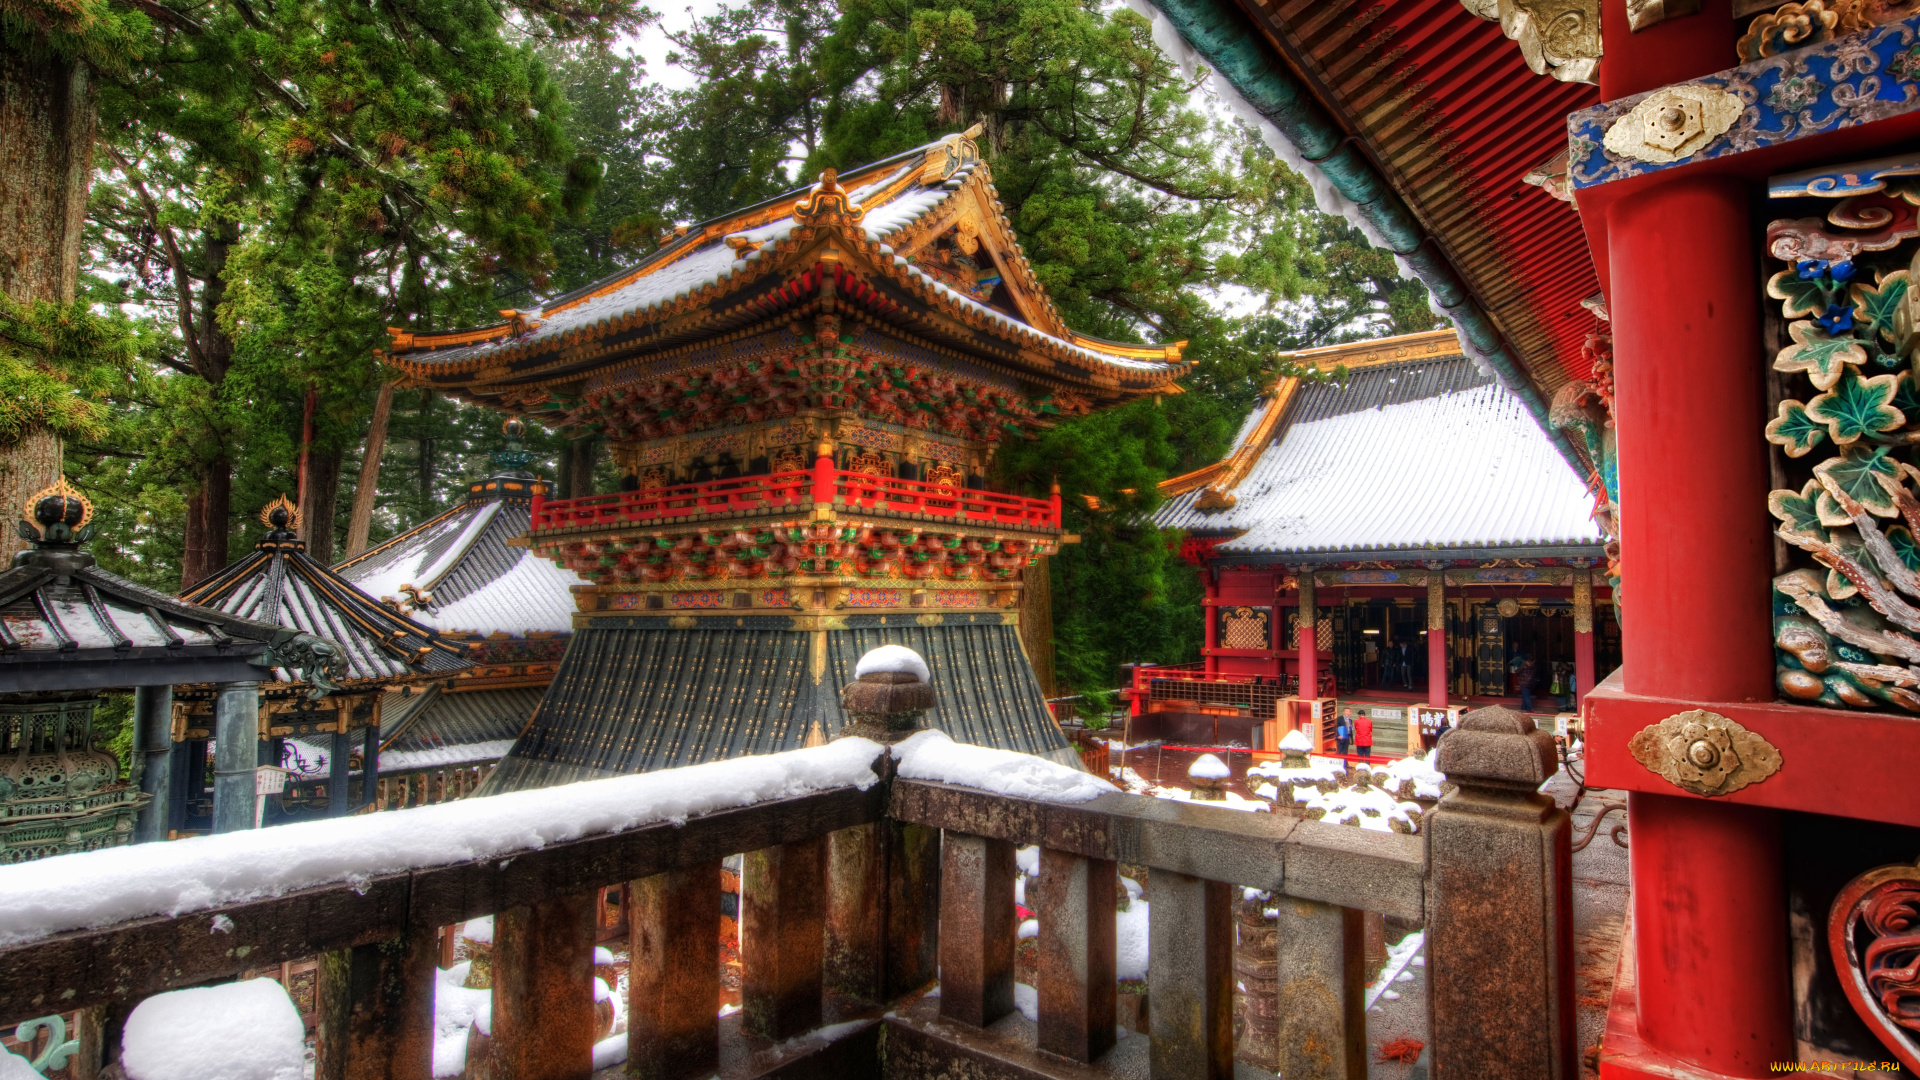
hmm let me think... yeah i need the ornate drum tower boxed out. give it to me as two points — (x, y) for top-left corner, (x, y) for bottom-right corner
(384, 127), (1187, 789)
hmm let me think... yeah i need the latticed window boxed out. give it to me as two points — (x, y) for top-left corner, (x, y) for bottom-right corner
(1218, 606), (1271, 649)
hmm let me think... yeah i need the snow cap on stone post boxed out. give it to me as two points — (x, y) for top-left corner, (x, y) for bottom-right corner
(842, 645), (936, 740)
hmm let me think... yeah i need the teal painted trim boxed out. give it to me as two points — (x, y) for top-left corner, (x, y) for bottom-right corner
(1143, 0), (1594, 481)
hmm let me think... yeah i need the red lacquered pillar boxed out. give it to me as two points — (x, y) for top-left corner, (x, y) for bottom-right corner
(1574, 567), (1596, 711)
(1296, 568), (1318, 704)
(1609, 175), (1792, 1075)
(811, 440), (836, 510)
(1203, 568), (1220, 677)
(1427, 568), (1447, 708)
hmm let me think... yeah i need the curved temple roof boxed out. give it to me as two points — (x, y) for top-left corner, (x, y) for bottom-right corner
(334, 479), (586, 638)
(1156, 332), (1605, 558)
(383, 127), (1187, 410)
(184, 500), (471, 686)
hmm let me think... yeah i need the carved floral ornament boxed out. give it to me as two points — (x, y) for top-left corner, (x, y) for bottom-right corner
(1627, 710), (1783, 796)
(1765, 164), (1920, 715)
(1459, 0), (1600, 84)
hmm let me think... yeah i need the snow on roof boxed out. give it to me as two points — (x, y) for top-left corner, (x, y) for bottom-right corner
(0, 737), (886, 946)
(394, 142), (1181, 383)
(891, 729), (1116, 803)
(122, 978), (306, 1080)
(336, 496), (587, 638)
(1157, 357), (1603, 553)
(381, 738), (518, 772)
(855, 644), (930, 682)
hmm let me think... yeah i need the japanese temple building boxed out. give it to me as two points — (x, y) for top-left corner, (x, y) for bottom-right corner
(1138, 330), (1614, 753)
(0, 483), (339, 856)
(384, 125), (1187, 787)
(1127, 0), (1920, 1070)
(333, 421), (586, 804)
(179, 498), (471, 826)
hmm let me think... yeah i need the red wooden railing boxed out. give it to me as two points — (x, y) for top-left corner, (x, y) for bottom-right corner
(530, 457), (1061, 532)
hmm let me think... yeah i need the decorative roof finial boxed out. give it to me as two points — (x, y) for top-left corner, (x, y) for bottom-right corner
(491, 416), (537, 475)
(259, 494), (300, 534)
(793, 166), (865, 225)
(15, 478), (94, 547)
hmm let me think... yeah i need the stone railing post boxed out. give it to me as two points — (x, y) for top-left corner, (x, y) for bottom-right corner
(939, 831), (1016, 1027)
(743, 837), (827, 1040)
(484, 894), (597, 1080)
(832, 649), (939, 1002)
(1427, 705), (1574, 1079)
(628, 863), (721, 1080)
(1149, 872), (1234, 1080)
(314, 927), (436, 1080)
(1273, 897), (1366, 1080)
(1034, 848), (1117, 1062)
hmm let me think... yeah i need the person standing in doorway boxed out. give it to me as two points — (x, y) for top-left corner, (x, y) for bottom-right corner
(1335, 708), (1353, 757)
(1514, 651), (1537, 712)
(1363, 636), (1380, 686)
(1396, 640), (1413, 688)
(1354, 711), (1373, 762)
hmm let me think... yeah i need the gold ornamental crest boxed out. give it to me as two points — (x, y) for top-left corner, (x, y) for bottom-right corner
(1603, 85), (1744, 164)
(1628, 709), (1782, 797)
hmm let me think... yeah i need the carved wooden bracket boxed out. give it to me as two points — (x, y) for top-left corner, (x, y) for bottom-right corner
(1460, 0), (1601, 83)
(1627, 709), (1783, 796)
(1829, 860), (1920, 1070)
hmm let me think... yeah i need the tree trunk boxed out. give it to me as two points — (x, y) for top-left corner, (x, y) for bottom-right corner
(301, 445), (344, 565)
(0, 50), (94, 305)
(343, 381), (395, 559)
(181, 456), (232, 589)
(568, 437), (598, 498)
(0, 51), (96, 562)
(0, 429), (62, 560)
(417, 389), (436, 518)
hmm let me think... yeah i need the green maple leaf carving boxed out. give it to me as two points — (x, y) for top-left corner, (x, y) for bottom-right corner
(1776, 321), (1870, 391)
(1817, 488), (1853, 527)
(1816, 445), (1902, 517)
(1766, 398), (1828, 457)
(1852, 270), (1911, 350)
(1806, 371), (1904, 444)
(1768, 269), (1831, 319)
(1894, 370), (1920, 417)
(1890, 525), (1920, 572)
(1767, 479), (1826, 537)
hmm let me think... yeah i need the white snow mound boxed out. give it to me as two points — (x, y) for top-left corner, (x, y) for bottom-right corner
(892, 730), (1117, 803)
(1278, 729), (1313, 752)
(1187, 754), (1231, 780)
(854, 645), (930, 682)
(122, 979), (306, 1080)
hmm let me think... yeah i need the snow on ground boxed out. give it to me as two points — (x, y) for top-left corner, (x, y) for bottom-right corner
(1146, 785), (1269, 813)
(433, 963), (491, 1077)
(121, 978), (306, 1080)
(1013, 983), (1039, 1022)
(1116, 901), (1150, 980)
(592, 1033), (628, 1070)
(854, 644), (930, 682)
(1298, 785), (1423, 833)
(1377, 751), (1447, 799)
(1367, 931), (1425, 1011)
(0, 738), (887, 946)
(0, 1052), (39, 1080)
(891, 730), (1117, 803)
(1247, 755), (1347, 786)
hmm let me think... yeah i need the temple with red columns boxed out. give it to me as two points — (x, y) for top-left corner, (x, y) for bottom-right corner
(382, 126), (1188, 788)
(1138, 329), (1614, 756)
(1128, 0), (1920, 1070)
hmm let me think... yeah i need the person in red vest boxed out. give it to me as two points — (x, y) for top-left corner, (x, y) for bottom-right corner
(1354, 712), (1373, 762)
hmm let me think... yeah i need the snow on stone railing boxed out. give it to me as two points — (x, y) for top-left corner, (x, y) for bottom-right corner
(0, 738), (887, 947)
(890, 729), (1117, 803)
